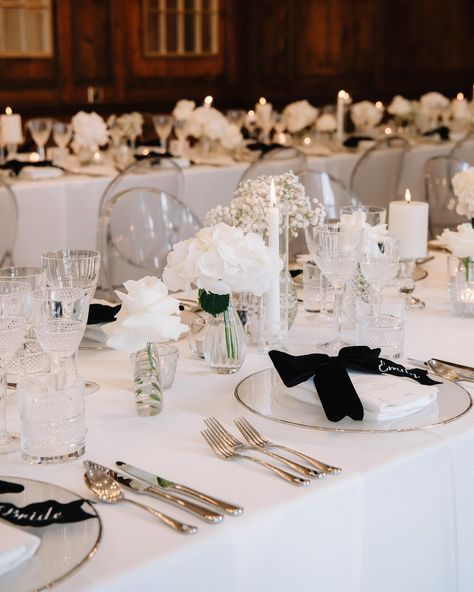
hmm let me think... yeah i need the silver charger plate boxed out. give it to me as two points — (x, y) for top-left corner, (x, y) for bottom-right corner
(234, 368), (473, 433)
(0, 476), (102, 592)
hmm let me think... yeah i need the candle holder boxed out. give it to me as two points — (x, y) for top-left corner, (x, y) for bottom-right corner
(397, 259), (425, 310)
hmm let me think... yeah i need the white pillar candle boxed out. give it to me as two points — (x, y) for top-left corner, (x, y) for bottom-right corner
(451, 93), (469, 120)
(0, 108), (22, 145)
(336, 90), (349, 143)
(203, 95), (213, 109)
(388, 189), (429, 259)
(255, 97), (273, 125)
(266, 178), (280, 332)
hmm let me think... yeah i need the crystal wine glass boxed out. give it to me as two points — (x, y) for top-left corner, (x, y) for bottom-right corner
(340, 205), (386, 227)
(27, 118), (53, 160)
(41, 250), (101, 394)
(31, 287), (89, 387)
(52, 121), (72, 162)
(305, 222), (362, 353)
(152, 114), (174, 154)
(360, 235), (400, 316)
(0, 281), (29, 454)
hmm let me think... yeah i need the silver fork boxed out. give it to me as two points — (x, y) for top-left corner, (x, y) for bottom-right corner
(201, 429), (310, 486)
(234, 417), (342, 474)
(204, 417), (323, 479)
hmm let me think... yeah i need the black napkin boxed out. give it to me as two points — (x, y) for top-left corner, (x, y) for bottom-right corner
(422, 126), (450, 141)
(246, 142), (285, 154)
(343, 136), (374, 149)
(269, 346), (441, 422)
(134, 151), (174, 161)
(0, 479), (24, 494)
(0, 159), (62, 176)
(87, 303), (121, 325)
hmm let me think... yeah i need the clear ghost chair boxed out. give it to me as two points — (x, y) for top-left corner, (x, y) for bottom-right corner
(98, 186), (201, 299)
(349, 136), (410, 209)
(0, 176), (17, 267)
(238, 147), (307, 185)
(423, 155), (470, 238)
(100, 155), (184, 207)
(449, 133), (474, 165)
(296, 169), (359, 219)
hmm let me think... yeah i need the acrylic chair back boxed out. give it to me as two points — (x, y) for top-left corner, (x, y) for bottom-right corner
(0, 176), (17, 267)
(238, 147), (307, 186)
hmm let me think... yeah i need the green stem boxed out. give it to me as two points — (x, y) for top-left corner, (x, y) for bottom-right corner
(223, 309), (236, 360)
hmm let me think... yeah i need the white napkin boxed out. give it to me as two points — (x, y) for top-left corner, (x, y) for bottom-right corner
(18, 166), (64, 180)
(300, 372), (438, 421)
(0, 521), (40, 576)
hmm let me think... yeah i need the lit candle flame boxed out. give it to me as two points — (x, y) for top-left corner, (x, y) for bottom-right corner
(5, 106), (12, 115)
(375, 101), (383, 110)
(338, 90), (347, 99)
(404, 189), (412, 203)
(303, 136), (311, 145)
(270, 178), (276, 207)
(29, 152), (40, 162)
(259, 97), (267, 105)
(248, 109), (255, 117)
(384, 127), (392, 135)
(93, 151), (101, 161)
(457, 92), (464, 101)
(204, 95), (213, 106)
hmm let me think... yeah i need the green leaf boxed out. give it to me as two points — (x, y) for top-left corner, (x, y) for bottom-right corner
(198, 289), (230, 317)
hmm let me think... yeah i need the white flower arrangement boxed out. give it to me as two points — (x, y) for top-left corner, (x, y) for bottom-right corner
(71, 111), (108, 153)
(315, 113), (337, 133)
(172, 99), (196, 121)
(387, 95), (415, 119)
(116, 112), (144, 141)
(163, 223), (282, 314)
(439, 223), (474, 259)
(204, 172), (326, 238)
(419, 92), (450, 116)
(281, 100), (318, 134)
(103, 276), (186, 354)
(350, 101), (383, 130)
(452, 167), (474, 221)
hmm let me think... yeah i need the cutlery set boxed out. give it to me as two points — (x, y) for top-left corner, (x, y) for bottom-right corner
(83, 418), (340, 535)
(408, 358), (474, 383)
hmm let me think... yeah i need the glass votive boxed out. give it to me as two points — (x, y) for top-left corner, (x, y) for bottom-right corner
(355, 294), (405, 360)
(156, 344), (179, 389)
(448, 257), (474, 317)
(188, 316), (206, 359)
(17, 372), (85, 464)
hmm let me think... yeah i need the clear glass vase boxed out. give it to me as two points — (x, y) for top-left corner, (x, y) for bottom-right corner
(130, 342), (162, 416)
(203, 301), (247, 374)
(449, 257), (474, 317)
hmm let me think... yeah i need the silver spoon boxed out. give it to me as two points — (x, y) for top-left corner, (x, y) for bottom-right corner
(427, 359), (474, 384)
(84, 468), (197, 534)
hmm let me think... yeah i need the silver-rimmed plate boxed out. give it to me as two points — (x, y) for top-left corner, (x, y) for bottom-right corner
(0, 476), (102, 592)
(235, 368), (472, 433)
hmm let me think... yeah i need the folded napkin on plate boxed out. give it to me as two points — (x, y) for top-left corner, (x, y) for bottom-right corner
(422, 126), (450, 141)
(189, 151), (236, 166)
(0, 522), (40, 576)
(0, 159), (61, 176)
(269, 346), (441, 422)
(19, 166), (64, 180)
(299, 372), (438, 421)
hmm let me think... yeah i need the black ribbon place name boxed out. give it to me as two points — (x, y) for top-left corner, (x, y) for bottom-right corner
(0, 480), (25, 494)
(0, 499), (95, 527)
(269, 346), (441, 423)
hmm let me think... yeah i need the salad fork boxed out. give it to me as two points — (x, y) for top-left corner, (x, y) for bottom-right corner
(204, 417), (323, 478)
(201, 428), (310, 486)
(234, 417), (342, 474)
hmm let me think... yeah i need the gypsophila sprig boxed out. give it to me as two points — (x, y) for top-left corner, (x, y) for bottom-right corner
(204, 172), (326, 238)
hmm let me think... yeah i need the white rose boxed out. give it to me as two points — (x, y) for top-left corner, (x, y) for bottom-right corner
(102, 276), (186, 354)
(220, 123), (243, 150)
(439, 223), (474, 258)
(72, 111), (108, 151)
(350, 101), (383, 129)
(282, 100), (318, 133)
(453, 167), (474, 219)
(340, 210), (387, 242)
(315, 113), (337, 132)
(387, 95), (413, 118)
(202, 108), (228, 140)
(172, 99), (196, 121)
(419, 92), (449, 115)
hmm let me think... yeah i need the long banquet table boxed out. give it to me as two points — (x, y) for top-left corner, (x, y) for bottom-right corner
(3, 253), (474, 592)
(10, 139), (456, 267)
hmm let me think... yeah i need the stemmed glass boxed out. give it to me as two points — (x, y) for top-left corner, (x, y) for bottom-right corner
(31, 287), (89, 386)
(173, 119), (189, 156)
(152, 114), (174, 154)
(52, 121), (73, 162)
(340, 205), (386, 226)
(305, 223), (362, 353)
(0, 281), (29, 454)
(27, 118), (53, 160)
(41, 250), (101, 394)
(360, 235), (400, 316)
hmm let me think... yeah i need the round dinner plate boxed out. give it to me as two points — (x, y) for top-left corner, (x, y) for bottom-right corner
(234, 368), (472, 433)
(0, 477), (102, 592)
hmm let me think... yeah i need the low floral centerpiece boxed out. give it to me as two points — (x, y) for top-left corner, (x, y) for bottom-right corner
(71, 111), (108, 163)
(103, 276), (186, 415)
(163, 223), (281, 373)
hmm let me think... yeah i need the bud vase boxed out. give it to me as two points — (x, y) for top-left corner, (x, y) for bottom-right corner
(203, 301), (247, 374)
(449, 257), (474, 317)
(130, 342), (162, 416)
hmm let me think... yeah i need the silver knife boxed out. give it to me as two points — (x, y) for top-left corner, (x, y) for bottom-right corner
(84, 460), (223, 523)
(116, 461), (243, 516)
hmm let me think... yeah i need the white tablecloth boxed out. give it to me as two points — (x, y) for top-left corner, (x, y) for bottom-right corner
(3, 254), (474, 592)
(11, 140), (453, 266)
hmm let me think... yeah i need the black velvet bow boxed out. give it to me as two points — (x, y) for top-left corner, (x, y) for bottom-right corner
(246, 142), (285, 154)
(343, 135), (374, 149)
(422, 126), (450, 141)
(87, 303), (121, 325)
(269, 346), (441, 422)
(0, 159), (61, 176)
